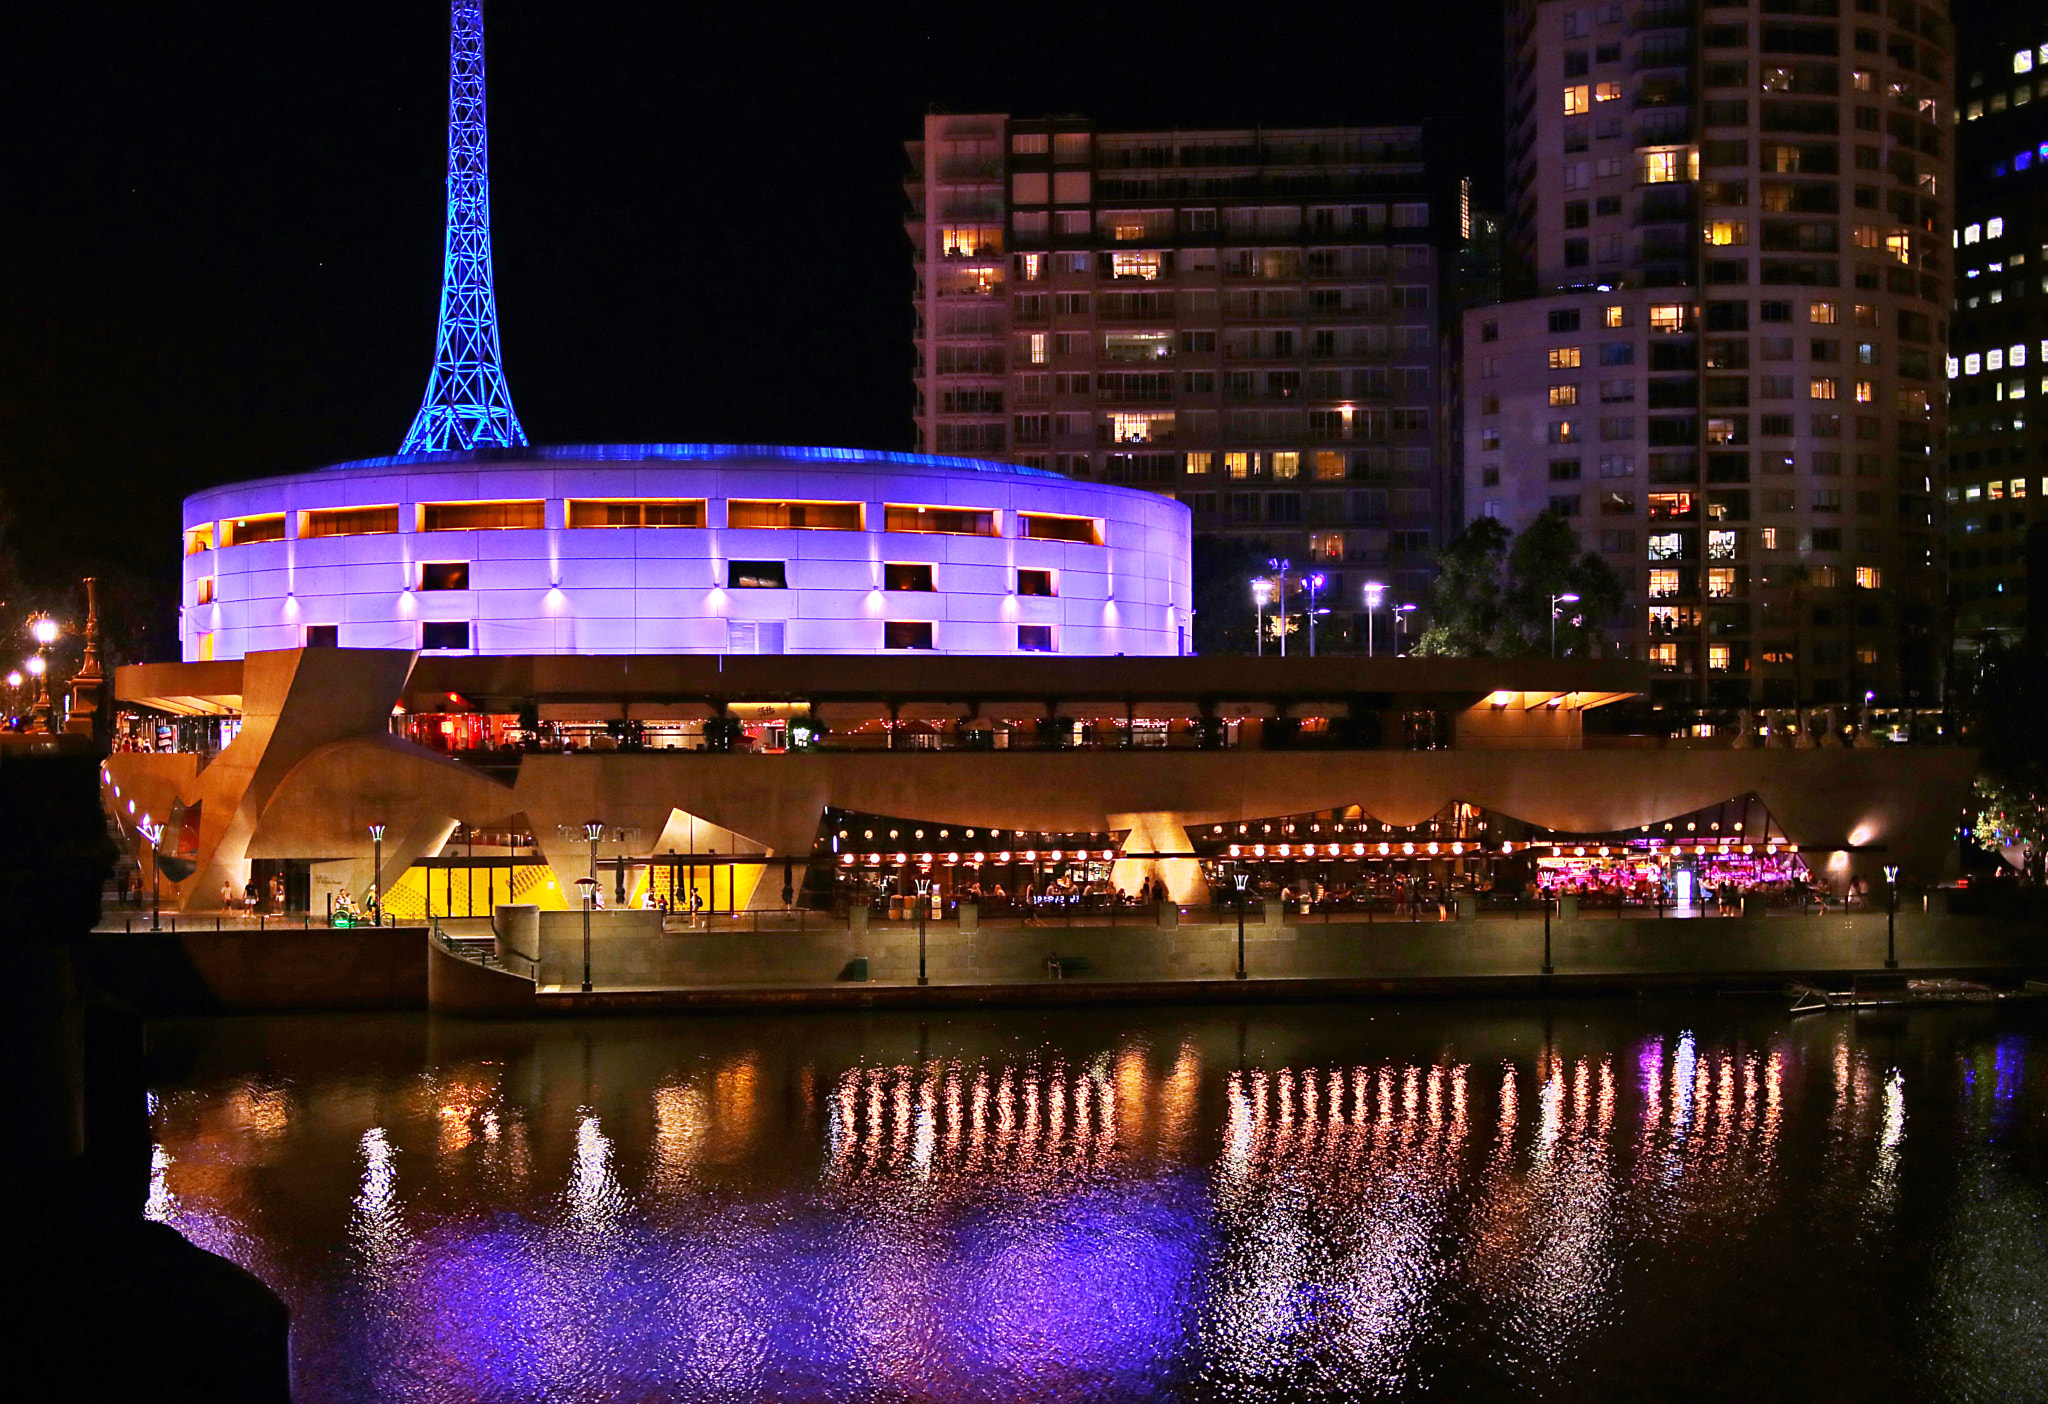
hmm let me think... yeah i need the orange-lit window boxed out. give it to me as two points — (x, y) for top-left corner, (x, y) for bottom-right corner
(419, 500), (544, 531)
(1017, 512), (1102, 544)
(884, 504), (998, 536)
(194, 577), (215, 605)
(567, 498), (707, 528)
(301, 505), (400, 538)
(221, 514), (287, 546)
(183, 524), (214, 555)
(1564, 85), (1590, 114)
(1854, 565), (1882, 589)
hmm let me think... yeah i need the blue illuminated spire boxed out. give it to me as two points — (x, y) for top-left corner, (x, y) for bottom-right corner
(400, 0), (527, 454)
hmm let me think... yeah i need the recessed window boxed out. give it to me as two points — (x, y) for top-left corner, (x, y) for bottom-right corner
(420, 500), (544, 532)
(1018, 625), (1055, 653)
(305, 625), (338, 648)
(183, 524), (214, 555)
(727, 500), (861, 530)
(567, 498), (706, 528)
(301, 505), (400, 539)
(221, 514), (287, 546)
(419, 562), (469, 591)
(194, 577), (215, 605)
(1017, 568), (1056, 597)
(884, 563), (935, 592)
(728, 560), (787, 589)
(883, 504), (998, 537)
(421, 621), (470, 651)
(884, 621), (935, 650)
(1017, 512), (1101, 544)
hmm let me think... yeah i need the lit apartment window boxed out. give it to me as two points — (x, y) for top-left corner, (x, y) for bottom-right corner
(1705, 221), (1748, 246)
(1309, 532), (1343, 562)
(1225, 452), (1251, 479)
(1272, 452), (1300, 479)
(1012, 132), (1049, 155)
(1604, 305), (1628, 328)
(885, 621), (936, 650)
(1855, 566), (1882, 589)
(221, 513), (288, 546)
(1651, 643), (1680, 668)
(1640, 149), (1683, 183)
(1549, 384), (1579, 406)
(1989, 481), (2007, 500)
(1547, 421), (1579, 444)
(1707, 568), (1736, 599)
(1708, 644), (1732, 671)
(1854, 381), (1873, 403)
(1810, 378), (1838, 400)
(1808, 301), (1838, 324)
(1649, 304), (1687, 333)
(1594, 81), (1620, 102)
(1018, 252), (1045, 280)
(1017, 625), (1055, 653)
(183, 524), (214, 555)
(1185, 452), (1212, 475)
(728, 500), (861, 531)
(1564, 85), (1591, 114)
(1027, 333), (1047, 365)
(1549, 347), (1581, 369)
(301, 505), (400, 539)
(2013, 478), (2030, 499)
(1315, 452), (1345, 480)
(1648, 532), (1683, 560)
(884, 563), (936, 592)
(1758, 527), (1779, 549)
(1110, 250), (1161, 280)
(420, 500), (543, 532)
(567, 499), (706, 528)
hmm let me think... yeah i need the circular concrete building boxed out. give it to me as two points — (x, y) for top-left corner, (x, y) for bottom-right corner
(179, 444), (1193, 660)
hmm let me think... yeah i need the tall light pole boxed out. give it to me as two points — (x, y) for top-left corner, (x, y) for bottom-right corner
(1252, 578), (1271, 656)
(584, 817), (604, 907)
(1883, 863), (1899, 969)
(142, 819), (164, 932)
(5, 669), (21, 724)
(1394, 603), (1417, 655)
(915, 872), (932, 986)
(1550, 592), (1582, 658)
(576, 876), (598, 992)
(366, 823), (386, 925)
(29, 616), (58, 732)
(1306, 573), (1325, 657)
(1267, 558), (1291, 657)
(1232, 867), (1250, 980)
(1362, 581), (1386, 657)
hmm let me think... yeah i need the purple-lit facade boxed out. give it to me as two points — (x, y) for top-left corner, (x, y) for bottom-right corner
(179, 444), (1193, 660)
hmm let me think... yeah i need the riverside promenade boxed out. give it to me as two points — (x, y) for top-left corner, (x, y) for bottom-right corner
(82, 898), (2046, 1017)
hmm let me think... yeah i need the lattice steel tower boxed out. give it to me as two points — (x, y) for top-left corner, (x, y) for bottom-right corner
(400, 0), (527, 454)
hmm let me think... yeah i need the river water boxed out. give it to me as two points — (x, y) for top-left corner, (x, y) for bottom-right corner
(145, 1000), (2047, 1403)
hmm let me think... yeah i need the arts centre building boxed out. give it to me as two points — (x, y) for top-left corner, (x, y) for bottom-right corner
(104, 443), (1966, 922)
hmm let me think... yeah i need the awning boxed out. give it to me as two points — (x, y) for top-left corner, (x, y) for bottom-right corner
(540, 702), (624, 722)
(1213, 701), (1278, 720)
(816, 701), (890, 724)
(975, 702), (1048, 722)
(898, 701), (971, 722)
(627, 702), (716, 722)
(1131, 701), (1202, 721)
(1056, 701), (1131, 720)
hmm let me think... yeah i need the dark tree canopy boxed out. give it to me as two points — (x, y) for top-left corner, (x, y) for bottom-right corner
(1411, 511), (1624, 659)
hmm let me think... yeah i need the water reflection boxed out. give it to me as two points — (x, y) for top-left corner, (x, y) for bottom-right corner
(145, 1005), (2046, 1403)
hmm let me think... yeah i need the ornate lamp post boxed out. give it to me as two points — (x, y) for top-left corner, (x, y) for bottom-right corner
(142, 819), (164, 932)
(576, 876), (599, 991)
(584, 817), (604, 905)
(1884, 863), (1900, 969)
(1267, 558), (1291, 657)
(367, 823), (386, 925)
(915, 872), (932, 986)
(1251, 578), (1271, 657)
(29, 616), (58, 732)
(1362, 581), (1386, 657)
(1550, 592), (1581, 658)
(1232, 866), (1250, 980)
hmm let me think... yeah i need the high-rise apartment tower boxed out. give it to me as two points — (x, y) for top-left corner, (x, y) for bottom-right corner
(907, 115), (1444, 645)
(1465, 0), (1953, 705)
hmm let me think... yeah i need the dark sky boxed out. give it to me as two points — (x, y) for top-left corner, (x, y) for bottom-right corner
(2, 0), (1506, 655)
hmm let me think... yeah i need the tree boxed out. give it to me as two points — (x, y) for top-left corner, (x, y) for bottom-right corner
(1190, 535), (1271, 655)
(1955, 637), (2048, 881)
(1411, 511), (1625, 658)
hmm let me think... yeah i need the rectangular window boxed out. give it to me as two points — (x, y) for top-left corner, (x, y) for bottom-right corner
(420, 500), (544, 532)
(1017, 512), (1101, 544)
(1184, 452), (1212, 476)
(1017, 568), (1056, 597)
(1564, 85), (1591, 114)
(1810, 377), (1837, 399)
(884, 563), (935, 592)
(419, 562), (469, 592)
(301, 505), (401, 539)
(1017, 625), (1055, 653)
(221, 513), (288, 546)
(1549, 309), (1583, 333)
(1648, 569), (1681, 598)
(727, 560), (788, 589)
(883, 505), (998, 536)
(884, 621), (935, 651)
(304, 624), (338, 648)
(421, 621), (470, 651)
(194, 577), (215, 605)
(1550, 384), (1580, 406)
(1549, 347), (1582, 369)
(183, 523), (215, 555)
(1649, 304), (1689, 334)
(567, 498), (708, 528)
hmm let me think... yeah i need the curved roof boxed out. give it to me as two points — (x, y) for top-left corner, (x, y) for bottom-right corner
(313, 443), (1068, 479)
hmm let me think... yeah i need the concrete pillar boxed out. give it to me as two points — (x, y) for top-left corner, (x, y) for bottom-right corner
(494, 903), (539, 966)
(1557, 894), (1579, 923)
(1155, 900), (1179, 930)
(958, 901), (979, 934)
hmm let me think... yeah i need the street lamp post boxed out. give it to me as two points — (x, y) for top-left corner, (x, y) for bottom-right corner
(584, 816), (604, 900)
(29, 616), (58, 732)
(1267, 558), (1291, 657)
(5, 669), (20, 724)
(914, 873), (932, 986)
(1232, 867), (1250, 980)
(1362, 581), (1386, 657)
(1306, 573), (1325, 657)
(1251, 578), (1271, 656)
(1883, 863), (1899, 969)
(366, 823), (386, 926)
(575, 876), (599, 992)
(1550, 592), (1581, 658)
(1393, 603), (1417, 655)
(142, 819), (164, 932)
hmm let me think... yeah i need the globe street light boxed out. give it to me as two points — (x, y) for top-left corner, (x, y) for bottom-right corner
(1550, 592), (1582, 658)
(367, 823), (386, 925)
(1251, 578), (1272, 657)
(1362, 581), (1387, 657)
(1393, 603), (1418, 655)
(1306, 573), (1326, 657)
(1267, 558), (1291, 657)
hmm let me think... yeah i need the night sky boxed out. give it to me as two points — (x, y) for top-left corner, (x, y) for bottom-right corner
(5, 0), (1506, 657)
